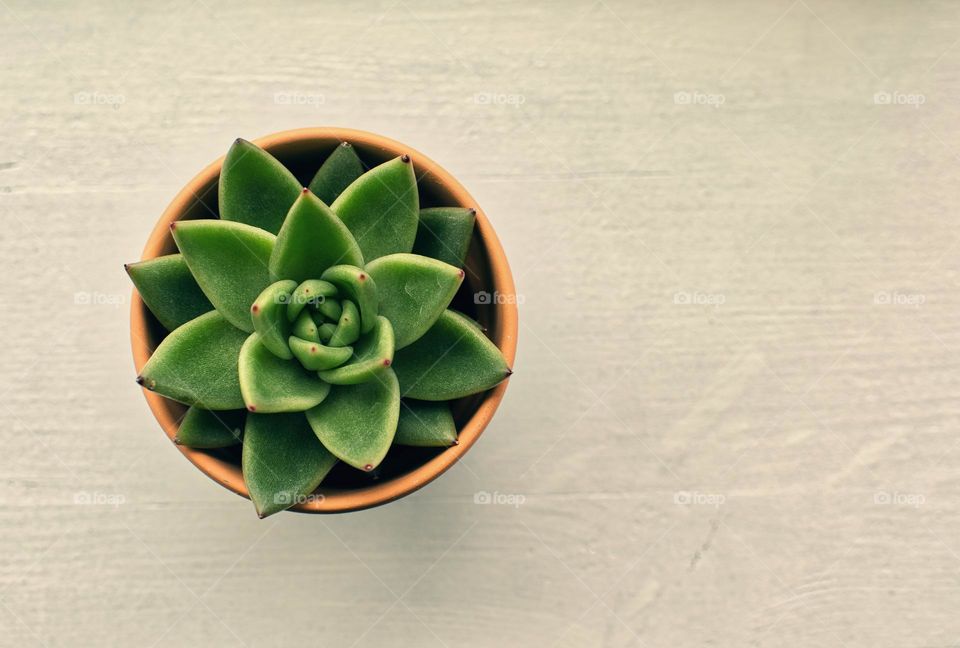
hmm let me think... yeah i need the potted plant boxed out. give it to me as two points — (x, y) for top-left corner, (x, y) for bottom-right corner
(126, 128), (517, 516)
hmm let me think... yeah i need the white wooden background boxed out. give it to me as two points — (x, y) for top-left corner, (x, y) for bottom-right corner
(2, 0), (960, 646)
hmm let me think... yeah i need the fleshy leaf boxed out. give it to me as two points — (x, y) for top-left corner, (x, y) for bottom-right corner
(292, 310), (321, 342)
(320, 265), (378, 333)
(243, 412), (337, 518)
(239, 334), (331, 413)
(318, 323), (336, 343)
(287, 279), (337, 322)
(269, 189), (363, 282)
(365, 253), (463, 349)
(175, 407), (245, 448)
(219, 138), (302, 235)
(305, 368), (400, 471)
(138, 311), (246, 409)
(318, 316), (395, 385)
(316, 298), (342, 322)
(172, 220), (275, 333)
(308, 142), (365, 205)
(289, 336), (353, 371)
(394, 400), (457, 447)
(328, 299), (359, 347)
(251, 280), (297, 359)
(126, 254), (213, 331)
(392, 310), (510, 400)
(413, 207), (476, 268)
(330, 156), (419, 261)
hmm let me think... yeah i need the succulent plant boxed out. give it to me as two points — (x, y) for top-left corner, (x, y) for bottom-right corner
(127, 138), (512, 517)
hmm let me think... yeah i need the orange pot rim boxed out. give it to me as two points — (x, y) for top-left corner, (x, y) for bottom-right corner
(129, 127), (518, 514)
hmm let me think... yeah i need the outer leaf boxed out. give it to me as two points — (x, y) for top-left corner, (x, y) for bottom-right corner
(219, 138), (302, 234)
(328, 299), (359, 347)
(318, 316), (394, 385)
(306, 368), (400, 470)
(331, 156), (419, 261)
(172, 220), (275, 333)
(126, 254), (213, 331)
(308, 142), (365, 205)
(413, 207), (476, 268)
(321, 265), (378, 333)
(289, 336), (353, 371)
(239, 334), (331, 413)
(394, 400), (457, 447)
(392, 310), (510, 400)
(251, 280), (297, 359)
(243, 412), (338, 518)
(365, 253), (463, 349)
(175, 407), (245, 448)
(138, 311), (246, 409)
(269, 189), (363, 282)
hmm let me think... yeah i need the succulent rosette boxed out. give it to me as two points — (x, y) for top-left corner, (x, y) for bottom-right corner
(127, 139), (511, 517)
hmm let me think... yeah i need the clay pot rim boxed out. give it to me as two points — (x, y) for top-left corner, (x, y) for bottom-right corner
(129, 127), (518, 514)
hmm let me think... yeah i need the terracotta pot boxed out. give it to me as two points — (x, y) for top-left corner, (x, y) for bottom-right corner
(129, 127), (518, 513)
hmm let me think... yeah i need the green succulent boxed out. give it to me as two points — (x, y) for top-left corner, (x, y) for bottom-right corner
(127, 138), (512, 517)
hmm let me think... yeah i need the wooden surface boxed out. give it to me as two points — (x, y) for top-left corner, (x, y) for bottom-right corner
(2, 0), (960, 646)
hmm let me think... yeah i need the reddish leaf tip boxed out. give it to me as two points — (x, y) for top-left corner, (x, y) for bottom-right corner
(364, 464), (374, 471)
(247, 405), (257, 412)
(505, 368), (514, 376)
(358, 273), (366, 280)
(382, 358), (391, 367)
(169, 222), (177, 230)
(310, 346), (317, 352)
(469, 208), (477, 215)
(401, 154), (410, 163)
(458, 269), (464, 279)
(135, 375), (144, 385)
(251, 304), (259, 313)
(301, 187), (309, 195)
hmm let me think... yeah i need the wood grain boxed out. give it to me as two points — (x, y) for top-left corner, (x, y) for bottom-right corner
(1, 0), (959, 645)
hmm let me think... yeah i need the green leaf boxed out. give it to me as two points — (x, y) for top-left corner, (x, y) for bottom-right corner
(318, 316), (394, 385)
(318, 323), (336, 343)
(239, 334), (331, 413)
(242, 412), (338, 518)
(308, 142), (365, 205)
(392, 310), (510, 400)
(320, 265), (378, 333)
(413, 207), (476, 268)
(316, 297), (342, 322)
(328, 299), (359, 347)
(289, 336), (353, 371)
(306, 368), (400, 471)
(287, 279), (337, 322)
(126, 254), (213, 331)
(331, 156), (419, 262)
(175, 407), (245, 448)
(292, 310), (321, 342)
(269, 189), (363, 282)
(365, 253), (463, 349)
(138, 311), (246, 409)
(251, 280), (297, 359)
(172, 219), (275, 333)
(394, 400), (457, 447)
(219, 138), (302, 235)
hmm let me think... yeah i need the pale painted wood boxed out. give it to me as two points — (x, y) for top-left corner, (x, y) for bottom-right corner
(1, 0), (959, 645)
